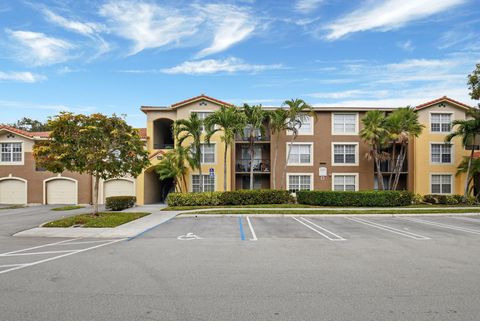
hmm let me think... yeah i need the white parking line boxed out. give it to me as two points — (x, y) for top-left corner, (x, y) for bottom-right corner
(402, 217), (480, 235)
(450, 216), (480, 224)
(0, 238), (76, 256)
(0, 250), (76, 257)
(0, 238), (125, 275)
(347, 217), (430, 240)
(246, 216), (258, 241)
(292, 217), (346, 241)
(300, 217), (346, 241)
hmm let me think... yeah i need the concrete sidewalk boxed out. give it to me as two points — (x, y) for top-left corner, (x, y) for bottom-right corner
(14, 206), (178, 239)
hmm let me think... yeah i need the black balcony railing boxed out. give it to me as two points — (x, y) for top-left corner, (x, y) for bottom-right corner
(236, 159), (271, 173)
(376, 158), (408, 172)
(154, 143), (174, 150)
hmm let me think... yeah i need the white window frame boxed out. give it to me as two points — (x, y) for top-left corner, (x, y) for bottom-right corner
(429, 112), (453, 134)
(430, 173), (453, 194)
(331, 173), (359, 191)
(191, 110), (214, 132)
(331, 142), (359, 166)
(286, 173), (314, 193)
(430, 142), (454, 165)
(286, 142), (313, 166)
(286, 115), (314, 136)
(200, 143), (216, 165)
(191, 174), (216, 192)
(332, 113), (358, 135)
(0, 141), (24, 165)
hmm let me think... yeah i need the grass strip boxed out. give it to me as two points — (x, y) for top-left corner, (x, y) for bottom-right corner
(185, 208), (480, 215)
(0, 205), (24, 210)
(44, 212), (150, 228)
(51, 205), (85, 211)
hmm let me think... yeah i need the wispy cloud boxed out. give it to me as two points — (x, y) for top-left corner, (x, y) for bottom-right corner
(295, 0), (324, 13)
(162, 57), (283, 75)
(0, 71), (45, 83)
(41, 8), (104, 36)
(397, 40), (414, 52)
(195, 4), (256, 58)
(323, 0), (466, 40)
(6, 30), (74, 66)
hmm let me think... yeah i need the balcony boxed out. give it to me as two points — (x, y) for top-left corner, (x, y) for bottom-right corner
(236, 159), (271, 173)
(153, 143), (174, 150)
(236, 128), (270, 142)
(376, 158), (408, 173)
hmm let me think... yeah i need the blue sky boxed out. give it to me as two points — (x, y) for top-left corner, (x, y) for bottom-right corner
(0, 0), (479, 128)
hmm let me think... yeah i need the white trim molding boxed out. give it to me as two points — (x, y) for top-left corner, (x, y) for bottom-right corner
(286, 142), (314, 166)
(331, 112), (359, 135)
(190, 173), (216, 193)
(429, 142), (454, 165)
(0, 141), (25, 165)
(429, 111), (453, 135)
(331, 142), (359, 166)
(43, 176), (79, 205)
(331, 172), (359, 191)
(429, 173), (454, 195)
(286, 172), (314, 193)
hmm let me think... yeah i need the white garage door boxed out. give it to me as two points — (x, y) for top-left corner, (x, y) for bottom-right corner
(104, 179), (134, 201)
(0, 179), (26, 204)
(46, 179), (76, 204)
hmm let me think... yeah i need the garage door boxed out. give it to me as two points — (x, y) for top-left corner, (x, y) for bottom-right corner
(0, 179), (26, 204)
(104, 179), (134, 201)
(46, 179), (76, 204)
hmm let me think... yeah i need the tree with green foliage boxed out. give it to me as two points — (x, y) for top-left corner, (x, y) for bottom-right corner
(242, 104), (269, 190)
(360, 110), (389, 190)
(33, 112), (150, 215)
(10, 117), (49, 131)
(468, 63), (480, 102)
(456, 156), (480, 197)
(281, 99), (316, 189)
(155, 145), (195, 193)
(268, 108), (293, 189)
(205, 105), (246, 191)
(174, 113), (203, 191)
(446, 109), (480, 198)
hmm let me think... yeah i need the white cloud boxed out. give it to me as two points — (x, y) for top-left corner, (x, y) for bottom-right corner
(295, 0), (324, 13)
(7, 30), (74, 66)
(324, 0), (466, 40)
(195, 4), (256, 58)
(0, 71), (45, 83)
(162, 57), (283, 75)
(397, 40), (414, 52)
(42, 8), (104, 35)
(307, 89), (389, 99)
(99, 1), (201, 55)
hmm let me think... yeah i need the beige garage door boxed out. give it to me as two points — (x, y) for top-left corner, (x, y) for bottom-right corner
(104, 179), (134, 201)
(46, 179), (76, 204)
(0, 179), (26, 204)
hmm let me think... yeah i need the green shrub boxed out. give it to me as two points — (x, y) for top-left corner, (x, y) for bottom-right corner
(423, 194), (472, 205)
(296, 190), (414, 207)
(105, 196), (136, 211)
(167, 190), (294, 207)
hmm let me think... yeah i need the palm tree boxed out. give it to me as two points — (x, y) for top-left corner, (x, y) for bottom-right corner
(456, 156), (480, 197)
(280, 99), (316, 189)
(174, 113), (203, 191)
(204, 105), (246, 191)
(445, 109), (480, 198)
(155, 145), (194, 193)
(385, 107), (424, 190)
(242, 104), (268, 190)
(360, 110), (389, 190)
(268, 108), (292, 189)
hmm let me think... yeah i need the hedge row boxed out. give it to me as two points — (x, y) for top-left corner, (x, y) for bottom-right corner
(296, 190), (414, 207)
(422, 194), (476, 205)
(167, 190), (294, 207)
(105, 196), (136, 211)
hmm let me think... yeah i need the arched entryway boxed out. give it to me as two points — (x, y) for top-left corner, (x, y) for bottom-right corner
(143, 167), (175, 204)
(153, 118), (174, 150)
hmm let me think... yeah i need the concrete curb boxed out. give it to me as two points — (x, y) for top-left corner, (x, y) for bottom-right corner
(178, 213), (480, 218)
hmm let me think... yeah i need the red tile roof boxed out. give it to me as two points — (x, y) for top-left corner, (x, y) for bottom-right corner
(474, 151), (480, 159)
(171, 94), (233, 108)
(415, 96), (472, 111)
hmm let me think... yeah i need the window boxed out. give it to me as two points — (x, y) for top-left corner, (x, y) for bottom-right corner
(332, 143), (357, 165)
(333, 113), (357, 134)
(287, 143), (312, 165)
(287, 174), (312, 193)
(431, 144), (452, 164)
(193, 111), (213, 132)
(288, 115), (313, 135)
(431, 113), (451, 133)
(431, 174), (452, 194)
(192, 175), (215, 192)
(333, 174), (357, 191)
(200, 144), (215, 164)
(1, 142), (22, 163)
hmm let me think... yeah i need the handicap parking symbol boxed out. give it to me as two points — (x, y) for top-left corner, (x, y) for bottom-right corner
(177, 232), (202, 241)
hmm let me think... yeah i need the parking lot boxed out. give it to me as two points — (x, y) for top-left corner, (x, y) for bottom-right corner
(2, 210), (480, 320)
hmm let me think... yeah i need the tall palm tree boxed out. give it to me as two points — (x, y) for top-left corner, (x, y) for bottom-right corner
(242, 104), (268, 190)
(445, 109), (480, 198)
(280, 99), (316, 189)
(360, 110), (389, 190)
(268, 108), (292, 189)
(456, 156), (480, 197)
(174, 113), (203, 191)
(385, 107), (424, 190)
(204, 105), (246, 191)
(155, 145), (195, 193)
